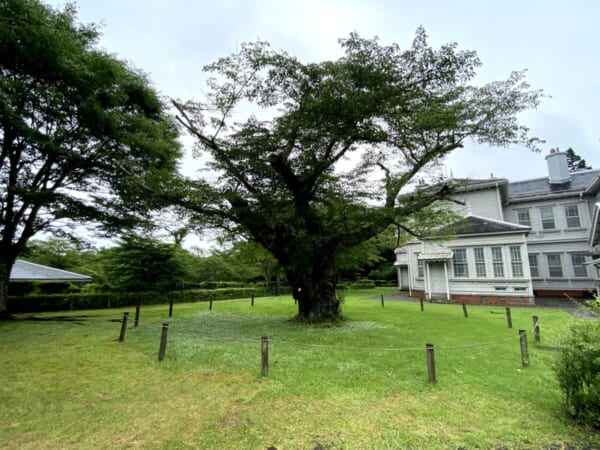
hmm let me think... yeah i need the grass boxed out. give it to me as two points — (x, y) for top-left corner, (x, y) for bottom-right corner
(0, 288), (598, 449)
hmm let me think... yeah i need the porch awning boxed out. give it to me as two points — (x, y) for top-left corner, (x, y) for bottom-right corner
(417, 251), (453, 262)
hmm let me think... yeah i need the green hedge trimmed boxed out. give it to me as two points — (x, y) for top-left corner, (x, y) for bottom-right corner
(8, 287), (266, 313)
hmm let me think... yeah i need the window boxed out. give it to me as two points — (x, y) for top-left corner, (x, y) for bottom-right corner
(416, 253), (424, 278)
(571, 254), (587, 277)
(510, 246), (524, 277)
(547, 254), (563, 278)
(528, 254), (539, 278)
(491, 247), (504, 277)
(540, 207), (555, 230)
(453, 248), (468, 277)
(516, 209), (531, 227)
(565, 205), (581, 228)
(473, 247), (486, 277)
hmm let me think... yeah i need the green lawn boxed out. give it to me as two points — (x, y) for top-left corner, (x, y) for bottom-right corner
(1, 289), (598, 449)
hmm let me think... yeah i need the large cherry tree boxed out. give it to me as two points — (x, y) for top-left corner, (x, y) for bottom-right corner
(174, 29), (542, 321)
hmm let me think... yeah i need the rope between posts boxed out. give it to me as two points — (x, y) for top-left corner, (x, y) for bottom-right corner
(169, 329), (521, 352)
(436, 335), (519, 350)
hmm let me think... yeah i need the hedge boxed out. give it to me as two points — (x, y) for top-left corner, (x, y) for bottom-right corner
(8, 287), (266, 313)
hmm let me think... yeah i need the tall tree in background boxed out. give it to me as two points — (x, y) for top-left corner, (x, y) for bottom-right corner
(0, 0), (181, 318)
(173, 28), (543, 322)
(565, 148), (592, 172)
(101, 235), (189, 293)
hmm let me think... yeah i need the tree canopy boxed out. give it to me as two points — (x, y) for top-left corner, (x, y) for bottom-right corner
(565, 148), (592, 172)
(100, 235), (189, 294)
(173, 29), (543, 321)
(0, 0), (181, 318)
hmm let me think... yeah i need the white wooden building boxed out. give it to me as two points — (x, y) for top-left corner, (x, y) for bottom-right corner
(396, 150), (600, 304)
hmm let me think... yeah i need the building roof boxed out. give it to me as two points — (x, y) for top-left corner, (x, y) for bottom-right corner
(507, 169), (600, 200)
(10, 260), (92, 282)
(450, 178), (508, 191)
(454, 215), (530, 236)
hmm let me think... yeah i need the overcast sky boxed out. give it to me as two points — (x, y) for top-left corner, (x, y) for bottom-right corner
(48, 0), (600, 182)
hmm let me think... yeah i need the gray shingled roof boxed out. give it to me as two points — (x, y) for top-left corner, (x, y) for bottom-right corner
(455, 215), (530, 235)
(10, 260), (92, 282)
(507, 169), (600, 199)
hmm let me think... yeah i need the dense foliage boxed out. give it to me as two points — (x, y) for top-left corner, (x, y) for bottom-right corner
(555, 318), (600, 428)
(174, 29), (543, 320)
(0, 0), (181, 318)
(565, 148), (592, 172)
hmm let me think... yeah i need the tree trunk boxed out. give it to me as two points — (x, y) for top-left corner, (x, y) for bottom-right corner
(287, 258), (341, 322)
(0, 257), (15, 320)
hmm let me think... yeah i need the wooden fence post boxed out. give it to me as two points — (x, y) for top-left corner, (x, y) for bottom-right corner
(261, 336), (269, 377)
(505, 307), (512, 328)
(251, 293), (255, 307)
(426, 343), (436, 382)
(158, 323), (169, 361)
(380, 294), (385, 308)
(532, 315), (540, 343)
(209, 296), (213, 311)
(134, 303), (141, 327)
(462, 303), (468, 318)
(118, 312), (129, 342)
(420, 297), (424, 312)
(169, 298), (173, 317)
(519, 329), (529, 367)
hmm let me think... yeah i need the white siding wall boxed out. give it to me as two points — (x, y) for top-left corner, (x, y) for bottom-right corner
(397, 233), (533, 297)
(504, 198), (589, 243)
(451, 188), (503, 220)
(503, 196), (595, 292)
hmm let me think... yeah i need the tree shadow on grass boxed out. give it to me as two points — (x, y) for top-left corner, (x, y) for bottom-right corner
(19, 315), (93, 324)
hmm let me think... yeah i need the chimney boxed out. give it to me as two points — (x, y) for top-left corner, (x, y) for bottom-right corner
(415, 178), (428, 190)
(545, 148), (571, 184)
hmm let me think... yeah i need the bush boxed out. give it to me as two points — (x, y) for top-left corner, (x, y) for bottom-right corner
(348, 279), (376, 289)
(554, 319), (600, 428)
(7, 287), (269, 313)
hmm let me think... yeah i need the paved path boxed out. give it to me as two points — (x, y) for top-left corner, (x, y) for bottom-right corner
(376, 293), (598, 319)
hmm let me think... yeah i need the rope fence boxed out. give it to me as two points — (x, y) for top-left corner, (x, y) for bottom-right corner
(114, 297), (545, 382)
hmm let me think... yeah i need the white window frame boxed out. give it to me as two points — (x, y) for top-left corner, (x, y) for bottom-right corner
(516, 209), (531, 227)
(491, 247), (504, 278)
(528, 254), (539, 278)
(416, 253), (424, 278)
(453, 248), (468, 278)
(509, 246), (524, 278)
(571, 253), (587, 278)
(564, 204), (581, 228)
(473, 247), (486, 278)
(547, 254), (563, 278)
(540, 207), (556, 230)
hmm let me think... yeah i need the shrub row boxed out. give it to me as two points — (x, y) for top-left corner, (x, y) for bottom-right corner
(340, 280), (397, 289)
(8, 287), (266, 313)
